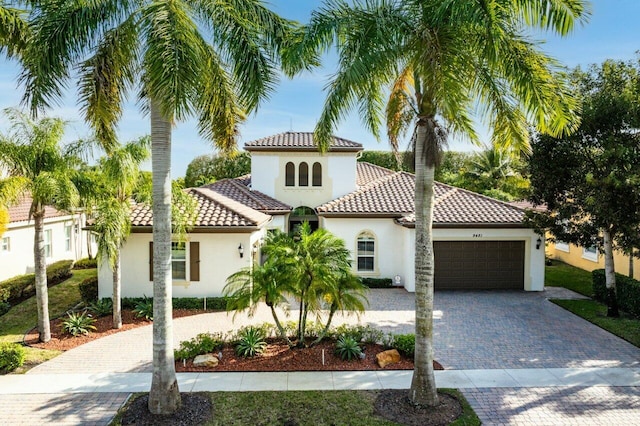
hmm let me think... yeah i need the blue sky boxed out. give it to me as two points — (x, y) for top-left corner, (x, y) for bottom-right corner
(0, 0), (639, 176)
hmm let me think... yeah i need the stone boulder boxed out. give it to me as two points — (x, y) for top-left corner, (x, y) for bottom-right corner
(193, 354), (219, 368)
(376, 349), (401, 368)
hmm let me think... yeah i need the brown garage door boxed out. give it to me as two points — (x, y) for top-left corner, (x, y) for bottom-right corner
(434, 241), (525, 290)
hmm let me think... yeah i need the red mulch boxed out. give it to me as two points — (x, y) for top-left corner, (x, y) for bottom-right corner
(24, 309), (443, 373)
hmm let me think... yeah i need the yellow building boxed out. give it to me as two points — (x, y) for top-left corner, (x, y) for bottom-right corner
(548, 240), (640, 280)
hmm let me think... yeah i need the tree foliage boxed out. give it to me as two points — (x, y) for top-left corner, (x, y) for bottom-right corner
(184, 152), (251, 187)
(527, 58), (640, 316)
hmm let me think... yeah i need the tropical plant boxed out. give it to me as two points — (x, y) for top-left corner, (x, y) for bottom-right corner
(134, 297), (154, 321)
(235, 326), (267, 358)
(62, 311), (97, 336)
(0, 109), (81, 342)
(334, 335), (362, 361)
(92, 137), (150, 329)
(21, 0), (296, 414)
(174, 332), (224, 361)
(0, 4), (29, 59)
(87, 298), (113, 317)
(0, 342), (25, 373)
(298, 0), (587, 406)
(390, 333), (415, 358)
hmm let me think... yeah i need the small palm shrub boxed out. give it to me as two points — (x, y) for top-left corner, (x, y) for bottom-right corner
(335, 335), (362, 361)
(87, 299), (113, 317)
(175, 333), (224, 361)
(235, 326), (267, 357)
(62, 311), (97, 336)
(133, 297), (153, 320)
(0, 342), (26, 373)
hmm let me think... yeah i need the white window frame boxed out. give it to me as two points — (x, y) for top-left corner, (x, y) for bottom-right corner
(555, 241), (570, 252)
(44, 229), (52, 258)
(356, 231), (376, 273)
(582, 245), (598, 262)
(171, 241), (188, 281)
(64, 222), (72, 252)
(1, 236), (10, 253)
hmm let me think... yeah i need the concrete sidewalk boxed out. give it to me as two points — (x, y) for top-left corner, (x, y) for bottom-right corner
(2, 368), (640, 394)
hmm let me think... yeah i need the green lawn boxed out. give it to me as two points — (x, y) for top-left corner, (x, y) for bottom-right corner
(545, 260), (593, 296)
(112, 389), (480, 426)
(546, 261), (640, 348)
(0, 268), (96, 367)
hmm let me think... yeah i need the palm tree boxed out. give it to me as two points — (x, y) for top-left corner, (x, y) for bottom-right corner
(299, 0), (588, 406)
(0, 108), (80, 342)
(93, 137), (150, 329)
(0, 4), (29, 58)
(20, 0), (295, 414)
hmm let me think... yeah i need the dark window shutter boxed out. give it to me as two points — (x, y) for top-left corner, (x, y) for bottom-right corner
(190, 242), (200, 281)
(149, 242), (154, 281)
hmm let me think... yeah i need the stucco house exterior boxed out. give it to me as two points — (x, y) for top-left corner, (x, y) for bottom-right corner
(1, 196), (95, 281)
(98, 132), (545, 299)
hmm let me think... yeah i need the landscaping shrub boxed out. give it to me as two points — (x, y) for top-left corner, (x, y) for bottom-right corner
(0, 259), (74, 306)
(78, 276), (98, 303)
(334, 336), (362, 361)
(73, 258), (97, 269)
(0, 301), (10, 317)
(235, 326), (267, 357)
(175, 332), (224, 361)
(0, 342), (26, 373)
(0, 288), (10, 316)
(120, 297), (229, 311)
(593, 269), (640, 318)
(87, 298), (113, 317)
(133, 297), (153, 320)
(360, 277), (393, 288)
(389, 333), (415, 358)
(62, 311), (97, 336)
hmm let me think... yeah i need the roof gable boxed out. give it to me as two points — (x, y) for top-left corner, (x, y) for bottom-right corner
(202, 179), (291, 213)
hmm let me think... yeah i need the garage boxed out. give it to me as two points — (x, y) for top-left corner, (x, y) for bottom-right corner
(434, 241), (525, 290)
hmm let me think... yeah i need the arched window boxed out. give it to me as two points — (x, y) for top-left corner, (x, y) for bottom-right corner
(312, 162), (322, 187)
(285, 162), (295, 186)
(299, 162), (309, 186)
(356, 232), (375, 272)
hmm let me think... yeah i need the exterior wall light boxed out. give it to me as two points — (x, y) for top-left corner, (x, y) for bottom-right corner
(536, 237), (542, 250)
(238, 243), (244, 258)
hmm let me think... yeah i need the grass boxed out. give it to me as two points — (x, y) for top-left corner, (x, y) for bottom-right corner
(111, 389), (480, 426)
(552, 299), (640, 348)
(0, 268), (96, 367)
(546, 260), (640, 348)
(545, 260), (593, 296)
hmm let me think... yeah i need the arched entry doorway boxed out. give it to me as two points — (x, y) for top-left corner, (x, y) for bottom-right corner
(289, 206), (318, 233)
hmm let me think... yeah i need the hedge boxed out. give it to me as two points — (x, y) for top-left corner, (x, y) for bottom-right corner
(79, 276), (99, 303)
(0, 260), (74, 306)
(360, 277), (393, 288)
(119, 296), (229, 311)
(592, 269), (640, 318)
(0, 342), (25, 374)
(73, 258), (97, 269)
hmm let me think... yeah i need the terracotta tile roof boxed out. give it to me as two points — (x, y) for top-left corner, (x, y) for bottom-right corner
(508, 200), (548, 213)
(7, 195), (68, 223)
(202, 179), (291, 214)
(130, 188), (270, 229)
(317, 169), (525, 226)
(244, 132), (363, 152)
(356, 162), (395, 187)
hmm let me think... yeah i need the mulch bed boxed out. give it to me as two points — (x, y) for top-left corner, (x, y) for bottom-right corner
(375, 389), (463, 426)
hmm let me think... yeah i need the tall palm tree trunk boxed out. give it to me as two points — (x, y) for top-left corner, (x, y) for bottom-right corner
(112, 249), (122, 329)
(33, 210), (51, 342)
(148, 102), (181, 414)
(409, 119), (438, 406)
(603, 228), (619, 318)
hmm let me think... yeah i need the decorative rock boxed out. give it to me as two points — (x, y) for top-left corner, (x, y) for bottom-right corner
(193, 354), (219, 368)
(376, 349), (401, 368)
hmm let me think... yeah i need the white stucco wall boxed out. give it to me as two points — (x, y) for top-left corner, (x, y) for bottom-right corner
(1, 214), (93, 281)
(322, 217), (545, 292)
(99, 230), (265, 299)
(250, 152), (358, 208)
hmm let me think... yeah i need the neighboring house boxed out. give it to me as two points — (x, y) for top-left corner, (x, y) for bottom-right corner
(99, 132), (545, 299)
(1, 196), (95, 281)
(548, 241), (640, 279)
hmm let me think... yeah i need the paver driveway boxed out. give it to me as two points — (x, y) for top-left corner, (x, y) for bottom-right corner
(29, 288), (640, 374)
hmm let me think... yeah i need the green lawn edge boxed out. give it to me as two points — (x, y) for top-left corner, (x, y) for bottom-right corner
(110, 389), (480, 426)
